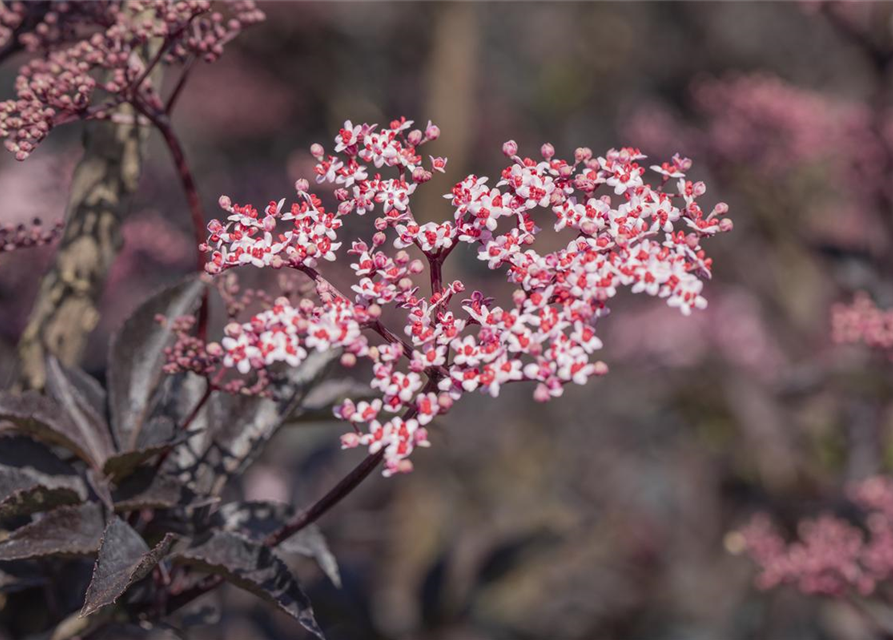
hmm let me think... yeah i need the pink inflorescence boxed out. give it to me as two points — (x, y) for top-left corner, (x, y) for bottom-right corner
(738, 477), (893, 597)
(627, 73), (887, 181)
(0, 0), (264, 160)
(0, 2), (27, 50)
(0, 217), (63, 253)
(832, 292), (893, 357)
(201, 117), (732, 476)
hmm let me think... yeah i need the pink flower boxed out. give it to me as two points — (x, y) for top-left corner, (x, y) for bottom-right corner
(334, 120), (363, 152)
(430, 156), (448, 173)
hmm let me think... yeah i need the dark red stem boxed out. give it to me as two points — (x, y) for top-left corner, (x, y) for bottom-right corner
(139, 107), (206, 273)
(264, 449), (386, 547)
(429, 256), (443, 293)
(133, 99), (209, 339)
(165, 56), (196, 113)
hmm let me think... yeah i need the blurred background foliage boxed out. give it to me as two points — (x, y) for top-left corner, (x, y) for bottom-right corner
(3, 2), (893, 639)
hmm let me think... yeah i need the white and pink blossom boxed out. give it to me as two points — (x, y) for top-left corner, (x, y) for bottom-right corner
(205, 117), (732, 476)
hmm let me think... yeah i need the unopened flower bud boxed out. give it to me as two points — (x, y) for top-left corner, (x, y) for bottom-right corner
(502, 140), (518, 157)
(425, 123), (440, 140)
(575, 175), (595, 192)
(409, 259), (424, 274)
(574, 147), (592, 163)
(224, 322), (242, 337)
(295, 178), (310, 193)
(340, 353), (357, 368)
(412, 167), (432, 183)
(719, 218), (734, 233)
(533, 384), (551, 403)
(540, 142), (555, 159)
(218, 195), (232, 209)
(310, 143), (324, 159)
(372, 231), (387, 246)
(593, 361), (609, 376)
(407, 129), (423, 145)
(580, 220), (598, 236)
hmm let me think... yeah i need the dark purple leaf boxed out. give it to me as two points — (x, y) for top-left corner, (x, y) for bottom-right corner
(108, 277), (205, 452)
(0, 391), (108, 468)
(81, 517), (177, 617)
(0, 435), (86, 518)
(174, 531), (323, 638)
(171, 350), (338, 496)
(0, 503), (104, 560)
(59, 364), (107, 423)
(149, 372), (212, 432)
(111, 468), (206, 513)
(87, 467), (114, 510)
(102, 417), (190, 480)
(0, 480), (83, 520)
(213, 500), (291, 538)
(215, 502), (340, 587)
(279, 526), (341, 589)
(45, 356), (114, 463)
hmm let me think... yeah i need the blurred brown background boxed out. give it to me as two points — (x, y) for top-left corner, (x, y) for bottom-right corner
(3, 2), (893, 639)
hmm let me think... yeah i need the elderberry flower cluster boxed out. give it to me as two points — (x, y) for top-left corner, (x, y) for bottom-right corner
(201, 117), (732, 476)
(832, 293), (893, 358)
(734, 477), (893, 597)
(0, 0), (263, 160)
(0, 217), (63, 253)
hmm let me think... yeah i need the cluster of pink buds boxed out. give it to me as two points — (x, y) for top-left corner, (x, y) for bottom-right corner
(0, 2), (26, 49)
(0, 217), (63, 253)
(0, 0), (263, 160)
(161, 312), (273, 397)
(832, 293), (893, 358)
(201, 117), (732, 476)
(734, 477), (893, 597)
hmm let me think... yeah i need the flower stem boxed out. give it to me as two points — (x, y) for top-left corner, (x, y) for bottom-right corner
(430, 256), (443, 293)
(264, 449), (386, 547)
(133, 99), (209, 338)
(137, 107), (206, 274)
